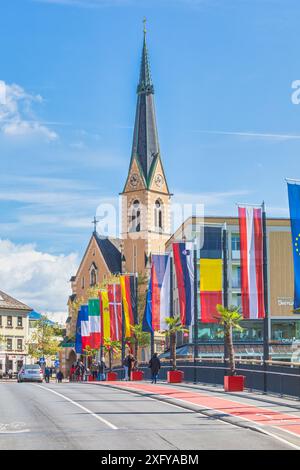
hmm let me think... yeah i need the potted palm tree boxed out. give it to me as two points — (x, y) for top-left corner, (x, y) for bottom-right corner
(127, 322), (151, 380)
(164, 315), (189, 383)
(103, 340), (121, 381)
(216, 304), (245, 392)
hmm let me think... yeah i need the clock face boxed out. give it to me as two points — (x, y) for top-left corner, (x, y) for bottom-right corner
(155, 174), (164, 188)
(129, 173), (139, 188)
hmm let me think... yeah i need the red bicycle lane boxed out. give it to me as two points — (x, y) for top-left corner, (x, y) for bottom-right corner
(99, 381), (300, 439)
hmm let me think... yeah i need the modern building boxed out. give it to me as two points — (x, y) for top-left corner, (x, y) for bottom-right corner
(168, 216), (299, 361)
(0, 290), (32, 375)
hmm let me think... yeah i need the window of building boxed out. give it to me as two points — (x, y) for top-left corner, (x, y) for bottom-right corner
(232, 265), (241, 289)
(90, 268), (97, 286)
(7, 316), (12, 327)
(81, 277), (85, 289)
(154, 200), (163, 232)
(17, 339), (23, 351)
(231, 233), (240, 259)
(231, 293), (242, 310)
(7, 338), (12, 350)
(130, 200), (141, 232)
(197, 320), (262, 343)
(271, 320), (300, 342)
(17, 317), (23, 327)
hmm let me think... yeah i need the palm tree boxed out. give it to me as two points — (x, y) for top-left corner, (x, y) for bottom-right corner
(164, 316), (189, 371)
(103, 340), (121, 371)
(127, 322), (150, 367)
(216, 304), (243, 376)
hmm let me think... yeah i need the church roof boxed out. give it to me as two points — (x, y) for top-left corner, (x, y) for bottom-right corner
(130, 25), (161, 186)
(94, 234), (121, 274)
(0, 290), (32, 312)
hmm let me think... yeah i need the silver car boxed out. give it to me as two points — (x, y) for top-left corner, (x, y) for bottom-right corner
(18, 364), (43, 383)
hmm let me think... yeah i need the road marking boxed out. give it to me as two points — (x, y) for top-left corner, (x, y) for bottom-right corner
(0, 429), (30, 434)
(34, 385), (118, 430)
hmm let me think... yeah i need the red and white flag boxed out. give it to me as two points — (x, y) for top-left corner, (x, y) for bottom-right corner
(238, 205), (265, 319)
(108, 284), (122, 341)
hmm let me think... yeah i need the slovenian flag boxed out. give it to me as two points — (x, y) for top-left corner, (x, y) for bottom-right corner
(172, 242), (194, 327)
(88, 298), (101, 349)
(142, 254), (171, 332)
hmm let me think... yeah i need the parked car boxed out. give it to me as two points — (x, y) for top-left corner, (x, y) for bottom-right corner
(17, 364), (43, 383)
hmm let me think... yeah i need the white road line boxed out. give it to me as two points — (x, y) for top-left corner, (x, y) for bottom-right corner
(34, 385), (118, 430)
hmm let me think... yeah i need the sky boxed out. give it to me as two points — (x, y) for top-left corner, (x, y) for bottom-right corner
(1, 0), (300, 320)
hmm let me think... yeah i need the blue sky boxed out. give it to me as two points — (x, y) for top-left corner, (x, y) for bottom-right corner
(1, 0), (300, 316)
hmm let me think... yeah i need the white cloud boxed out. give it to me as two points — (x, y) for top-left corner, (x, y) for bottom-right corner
(0, 81), (57, 141)
(0, 239), (78, 320)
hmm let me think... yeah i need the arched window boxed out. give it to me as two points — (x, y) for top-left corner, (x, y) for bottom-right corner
(130, 199), (141, 232)
(154, 200), (163, 232)
(89, 263), (98, 286)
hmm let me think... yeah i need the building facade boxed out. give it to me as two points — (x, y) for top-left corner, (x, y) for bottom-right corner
(168, 216), (299, 361)
(0, 290), (32, 375)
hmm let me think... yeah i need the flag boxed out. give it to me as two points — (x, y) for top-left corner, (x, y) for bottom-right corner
(100, 290), (110, 343)
(238, 205), (265, 319)
(108, 284), (122, 341)
(88, 298), (101, 349)
(120, 275), (137, 337)
(80, 305), (90, 349)
(75, 308), (83, 354)
(287, 183), (300, 310)
(200, 226), (223, 323)
(142, 254), (171, 332)
(172, 242), (194, 326)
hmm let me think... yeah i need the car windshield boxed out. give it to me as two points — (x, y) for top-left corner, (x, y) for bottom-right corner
(24, 364), (40, 369)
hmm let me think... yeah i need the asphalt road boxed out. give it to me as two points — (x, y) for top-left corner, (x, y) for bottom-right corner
(0, 381), (294, 450)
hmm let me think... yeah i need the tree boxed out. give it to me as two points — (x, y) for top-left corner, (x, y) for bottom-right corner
(126, 322), (151, 366)
(163, 316), (189, 371)
(82, 345), (99, 361)
(216, 304), (243, 376)
(27, 315), (61, 362)
(103, 339), (121, 371)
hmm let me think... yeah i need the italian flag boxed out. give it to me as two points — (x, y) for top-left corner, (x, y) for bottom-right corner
(88, 298), (101, 349)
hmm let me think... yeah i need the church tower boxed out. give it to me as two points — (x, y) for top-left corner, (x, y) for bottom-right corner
(121, 22), (172, 276)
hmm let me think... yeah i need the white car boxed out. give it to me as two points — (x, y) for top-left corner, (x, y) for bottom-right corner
(18, 364), (43, 383)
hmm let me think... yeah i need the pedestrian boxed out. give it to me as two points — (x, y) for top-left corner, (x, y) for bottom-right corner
(123, 354), (130, 381)
(44, 366), (51, 383)
(69, 364), (76, 382)
(92, 362), (98, 380)
(127, 353), (136, 381)
(149, 353), (161, 384)
(56, 370), (64, 383)
(98, 358), (106, 381)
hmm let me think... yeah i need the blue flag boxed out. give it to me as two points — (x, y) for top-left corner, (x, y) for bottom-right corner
(287, 182), (300, 310)
(142, 276), (153, 333)
(75, 308), (83, 354)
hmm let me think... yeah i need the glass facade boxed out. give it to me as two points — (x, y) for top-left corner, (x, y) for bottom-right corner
(197, 320), (263, 342)
(271, 320), (300, 342)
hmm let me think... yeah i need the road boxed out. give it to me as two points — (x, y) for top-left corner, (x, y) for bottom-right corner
(0, 381), (295, 450)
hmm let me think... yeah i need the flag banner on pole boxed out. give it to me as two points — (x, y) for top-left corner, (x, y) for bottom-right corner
(80, 305), (90, 350)
(120, 275), (137, 337)
(108, 284), (122, 341)
(100, 290), (110, 343)
(88, 298), (101, 349)
(199, 226), (223, 323)
(238, 205), (265, 319)
(172, 242), (194, 327)
(142, 254), (171, 333)
(287, 183), (300, 310)
(75, 308), (83, 354)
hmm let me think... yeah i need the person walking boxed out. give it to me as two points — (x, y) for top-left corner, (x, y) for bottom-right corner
(127, 353), (136, 381)
(98, 358), (106, 381)
(123, 354), (130, 381)
(149, 353), (161, 384)
(44, 366), (51, 384)
(56, 370), (64, 383)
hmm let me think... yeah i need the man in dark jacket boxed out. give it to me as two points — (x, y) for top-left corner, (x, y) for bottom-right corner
(149, 353), (161, 384)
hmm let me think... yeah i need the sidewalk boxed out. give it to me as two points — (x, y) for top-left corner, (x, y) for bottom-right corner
(87, 379), (300, 448)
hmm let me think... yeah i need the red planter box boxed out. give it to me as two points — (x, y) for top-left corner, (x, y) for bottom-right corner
(130, 370), (144, 381)
(106, 372), (118, 381)
(88, 375), (94, 382)
(224, 375), (245, 392)
(167, 370), (184, 383)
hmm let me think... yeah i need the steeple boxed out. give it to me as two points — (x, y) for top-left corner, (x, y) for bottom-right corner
(131, 19), (160, 185)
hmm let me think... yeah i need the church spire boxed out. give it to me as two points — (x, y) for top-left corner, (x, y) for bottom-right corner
(131, 19), (160, 184)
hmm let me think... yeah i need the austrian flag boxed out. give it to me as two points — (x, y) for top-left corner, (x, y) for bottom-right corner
(238, 205), (265, 319)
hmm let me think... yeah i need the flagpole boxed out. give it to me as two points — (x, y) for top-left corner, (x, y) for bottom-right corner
(169, 254), (174, 370)
(193, 242), (199, 384)
(262, 201), (269, 393)
(222, 225), (229, 367)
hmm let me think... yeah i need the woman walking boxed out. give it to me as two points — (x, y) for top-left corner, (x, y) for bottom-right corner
(149, 353), (161, 384)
